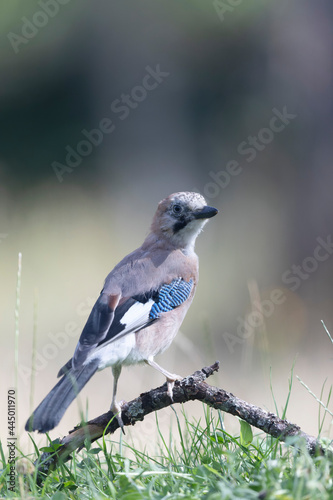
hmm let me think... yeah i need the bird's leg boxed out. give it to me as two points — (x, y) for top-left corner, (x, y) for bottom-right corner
(110, 365), (125, 433)
(145, 359), (182, 401)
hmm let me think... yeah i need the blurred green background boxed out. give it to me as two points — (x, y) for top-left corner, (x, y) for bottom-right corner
(1, 0), (333, 446)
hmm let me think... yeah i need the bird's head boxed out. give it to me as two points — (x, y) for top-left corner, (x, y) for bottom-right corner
(150, 192), (218, 252)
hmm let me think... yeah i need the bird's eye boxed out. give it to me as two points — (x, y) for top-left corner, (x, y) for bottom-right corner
(172, 204), (182, 214)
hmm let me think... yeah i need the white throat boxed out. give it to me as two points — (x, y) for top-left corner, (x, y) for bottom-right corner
(172, 219), (207, 254)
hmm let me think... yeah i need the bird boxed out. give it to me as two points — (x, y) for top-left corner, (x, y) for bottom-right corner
(25, 192), (218, 433)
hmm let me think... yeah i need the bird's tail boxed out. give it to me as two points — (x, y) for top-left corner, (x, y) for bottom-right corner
(25, 360), (99, 433)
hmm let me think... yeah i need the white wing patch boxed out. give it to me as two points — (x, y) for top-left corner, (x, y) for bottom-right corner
(92, 299), (155, 357)
(120, 299), (155, 332)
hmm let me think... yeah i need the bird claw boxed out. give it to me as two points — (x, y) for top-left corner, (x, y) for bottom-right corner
(110, 400), (126, 434)
(117, 415), (126, 435)
(166, 374), (183, 401)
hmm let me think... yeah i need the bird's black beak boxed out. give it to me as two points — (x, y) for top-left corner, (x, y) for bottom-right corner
(194, 206), (219, 220)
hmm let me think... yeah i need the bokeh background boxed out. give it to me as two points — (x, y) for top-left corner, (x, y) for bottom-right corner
(1, 0), (333, 450)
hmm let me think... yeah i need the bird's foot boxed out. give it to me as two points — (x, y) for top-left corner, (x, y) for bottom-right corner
(166, 374), (183, 401)
(110, 400), (126, 434)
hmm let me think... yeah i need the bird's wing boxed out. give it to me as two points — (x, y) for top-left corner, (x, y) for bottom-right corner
(58, 290), (116, 376)
(59, 277), (193, 374)
(99, 277), (194, 347)
(68, 292), (120, 369)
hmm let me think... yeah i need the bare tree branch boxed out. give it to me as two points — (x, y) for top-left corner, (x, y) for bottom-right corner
(34, 361), (326, 482)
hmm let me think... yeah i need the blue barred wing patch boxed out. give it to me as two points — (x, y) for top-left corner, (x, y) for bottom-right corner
(149, 278), (193, 320)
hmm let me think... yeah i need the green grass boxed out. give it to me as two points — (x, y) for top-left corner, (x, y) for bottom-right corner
(1, 406), (333, 499)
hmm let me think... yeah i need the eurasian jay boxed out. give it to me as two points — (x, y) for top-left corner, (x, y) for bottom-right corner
(25, 192), (218, 433)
